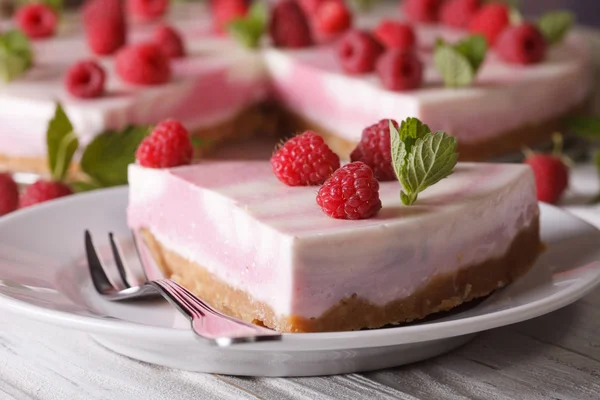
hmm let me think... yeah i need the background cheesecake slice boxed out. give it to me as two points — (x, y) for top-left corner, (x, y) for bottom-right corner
(127, 161), (541, 333)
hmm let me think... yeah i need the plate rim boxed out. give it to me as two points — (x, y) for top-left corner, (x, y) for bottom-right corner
(0, 187), (599, 349)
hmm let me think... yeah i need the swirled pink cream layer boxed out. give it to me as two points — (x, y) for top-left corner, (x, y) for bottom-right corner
(0, 4), (268, 157)
(266, 31), (592, 145)
(127, 161), (539, 319)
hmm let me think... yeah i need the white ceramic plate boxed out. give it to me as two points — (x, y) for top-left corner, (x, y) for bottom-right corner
(0, 187), (599, 377)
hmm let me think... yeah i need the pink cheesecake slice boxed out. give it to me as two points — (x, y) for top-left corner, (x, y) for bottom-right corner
(127, 161), (541, 333)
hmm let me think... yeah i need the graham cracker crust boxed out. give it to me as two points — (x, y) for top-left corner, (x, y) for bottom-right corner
(0, 102), (283, 177)
(140, 216), (541, 333)
(281, 101), (591, 161)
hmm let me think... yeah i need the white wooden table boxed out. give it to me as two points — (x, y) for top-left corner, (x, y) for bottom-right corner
(1, 165), (599, 400)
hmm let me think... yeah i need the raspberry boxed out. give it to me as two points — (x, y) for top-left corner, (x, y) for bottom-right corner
(373, 20), (416, 51)
(115, 43), (171, 85)
(337, 29), (384, 74)
(211, 0), (249, 34)
(298, 0), (323, 16)
(271, 131), (340, 186)
(440, 0), (481, 29)
(20, 180), (72, 209)
(403, 0), (443, 23)
(496, 23), (547, 65)
(127, 0), (169, 22)
(83, 0), (127, 55)
(376, 49), (423, 91)
(269, 0), (313, 48)
(65, 60), (106, 99)
(14, 3), (57, 39)
(524, 154), (569, 204)
(316, 162), (382, 220)
(350, 119), (399, 181)
(0, 173), (19, 216)
(468, 3), (510, 45)
(314, 0), (352, 35)
(153, 25), (186, 58)
(136, 119), (193, 168)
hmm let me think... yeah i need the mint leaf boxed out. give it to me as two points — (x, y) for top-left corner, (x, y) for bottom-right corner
(0, 30), (33, 83)
(565, 115), (600, 138)
(538, 11), (574, 45)
(398, 117), (431, 156)
(226, 2), (267, 49)
(17, 0), (63, 13)
(399, 132), (458, 205)
(389, 120), (404, 180)
(434, 43), (475, 87)
(47, 103), (78, 182)
(80, 125), (151, 187)
(454, 35), (487, 72)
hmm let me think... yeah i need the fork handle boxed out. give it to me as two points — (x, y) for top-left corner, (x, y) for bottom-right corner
(150, 279), (281, 346)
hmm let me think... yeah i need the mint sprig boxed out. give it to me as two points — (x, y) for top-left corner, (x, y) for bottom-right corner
(0, 30), (33, 83)
(47, 103), (78, 181)
(226, 1), (267, 49)
(80, 125), (151, 187)
(538, 11), (575, 45)
(434, 35), (487, 88)
(390, 118), (458, 206)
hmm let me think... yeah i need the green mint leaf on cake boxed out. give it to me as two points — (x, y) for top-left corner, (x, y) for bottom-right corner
(538, 11), (574, 45)
(226, 1), (267, 49)
(565, 115), (600, 138)
(47, 103), (78, 182)
(0, 30), (33, 83)
(390, 118), (458, 206)
(434, 35), (487, 88)
(81, 125), (151, 187)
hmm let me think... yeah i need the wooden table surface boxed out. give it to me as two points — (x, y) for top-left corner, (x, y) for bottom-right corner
(0, 165), (599, 400)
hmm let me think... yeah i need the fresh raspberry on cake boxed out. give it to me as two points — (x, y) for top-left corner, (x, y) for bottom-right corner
(211, 0), (249, 34)
(373, 20), (416, 51)
(65, 60), (106, 99)
(496, 23), (547, 65)
(376, 49), (423, 91)
(337, 29), (384, 73)
(136, 119), (193, 168)
(116, 43), (171, 85)
(314, 0), (352, 35)
(403, 0), (443, 23)
(316, 161), (382, 220)
(524, 137), (569, 204)
(440, 0), (481, 29)
(0, 173), (19, 216)
(153, 25), (186, 58)
(14, 3), (57, 39)
(128, 0), (169, 22)
(350, 119), (399, 181)
(468, 3), (510, 45)
(20, 180), (72, 208)
(83, 0), (127, 55)
(271, 131), (340, 186)
(269, 0), (313, 48)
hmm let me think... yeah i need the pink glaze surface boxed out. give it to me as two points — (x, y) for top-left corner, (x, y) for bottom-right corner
(128, 161), (539, 318)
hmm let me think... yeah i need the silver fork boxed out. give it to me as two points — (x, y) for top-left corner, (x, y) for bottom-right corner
(84, 230), (281, 346)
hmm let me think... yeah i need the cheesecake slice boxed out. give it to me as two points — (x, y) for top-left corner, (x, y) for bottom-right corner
(127, 161), (541, 333)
